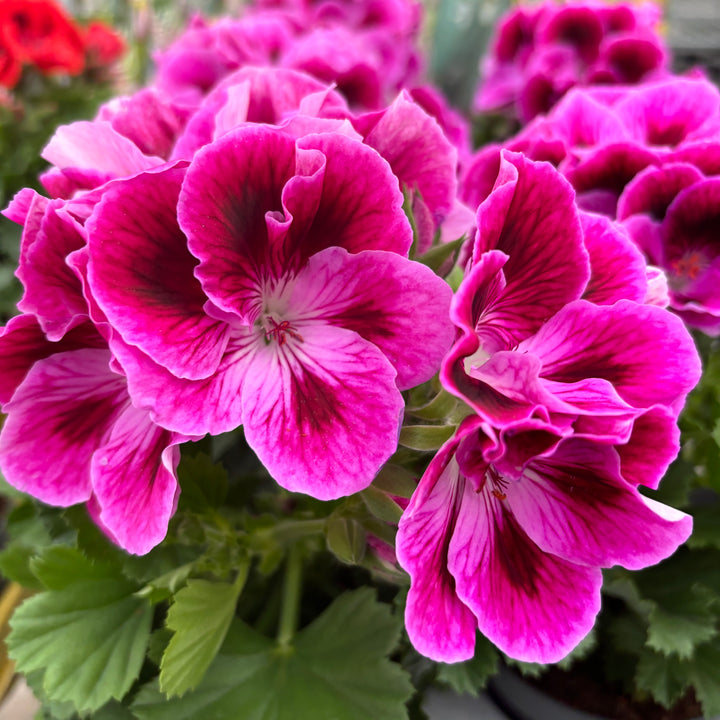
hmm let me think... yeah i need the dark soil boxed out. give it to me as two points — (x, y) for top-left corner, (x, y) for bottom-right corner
(530, 665), (704, 720)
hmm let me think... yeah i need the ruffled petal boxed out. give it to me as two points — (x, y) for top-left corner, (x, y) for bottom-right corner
(87, 165), (231, 380)
(504, 439), (692, 569)
(287, 246), (454, 390)
(241, 324), (403, 499)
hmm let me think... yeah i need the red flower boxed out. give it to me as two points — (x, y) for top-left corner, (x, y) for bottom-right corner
(0, 0), (85, 76)
(83, 21), (125, 68)
(0, 25), (22, 87)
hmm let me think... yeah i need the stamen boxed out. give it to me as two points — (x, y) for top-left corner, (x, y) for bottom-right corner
(265, 316), (304, 346)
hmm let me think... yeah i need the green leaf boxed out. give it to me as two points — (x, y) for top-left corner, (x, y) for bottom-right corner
(159, 569), (249, 698)
(7, 551), (152, 713)
(30, 546), (117, 590)
(635, 649), (691, 708)
(436, 634), (498, 696)
(326, 516), (367, 565)
(176, 453), (228, 512)
(399, 425), (456, 451)
(0, 543), (43, 590)
(689, 641), (720, 717)
(372, 464), (418, 500)
(415, 236), (465, 274)
(646, 598), (717, 659)
(360, 486), (404, 523)
(133, 589), (413, 720)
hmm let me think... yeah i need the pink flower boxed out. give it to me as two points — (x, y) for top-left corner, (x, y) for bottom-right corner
(85, 127), (454, 500)
(474, 1), (670, 123)
(397, 417), (692, 663)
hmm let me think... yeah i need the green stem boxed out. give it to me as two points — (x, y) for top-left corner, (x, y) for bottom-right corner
(272, 518), (326, 545)
(277, 544), (303, 648)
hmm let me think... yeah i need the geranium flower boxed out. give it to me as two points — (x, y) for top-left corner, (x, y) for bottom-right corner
(0, 0), (85, 76)
(474, 0), (669, 123)
(0, 311), (189, 556)
(448, 150), (700, 442)
(86, 127), (454, 499)
(396, 416), (692, 663)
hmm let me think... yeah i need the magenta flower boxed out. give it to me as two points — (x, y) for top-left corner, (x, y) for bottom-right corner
(474, 0), (670, 123)
(448, 151), (700, 442)
(396, 416), (692, 663)
(86, 126), (454, 500)
(0, 310), (190, 555)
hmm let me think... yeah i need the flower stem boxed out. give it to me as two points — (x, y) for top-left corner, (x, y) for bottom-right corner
(277, 543), (303, 649)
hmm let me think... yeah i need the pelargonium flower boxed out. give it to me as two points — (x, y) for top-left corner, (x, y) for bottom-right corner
(620, 169), (720, 334)
(396, 148), (699, 665)
(396, 416), (692, 663)
(474, 0), (670, 123)
(449, 150), (700, 444)
(86, 126), (454, 500)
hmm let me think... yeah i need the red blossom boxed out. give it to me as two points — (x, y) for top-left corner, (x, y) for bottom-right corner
(0, 0), (85, 77)
(83, 21), (125, 68)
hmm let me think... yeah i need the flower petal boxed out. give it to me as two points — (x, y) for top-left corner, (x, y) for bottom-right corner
(504, 438), (692, 569)
(88, 165), (231, 380)
(288, 246), (454, 390)
(396, 442), (478, 662)
(241, 324), (404, 499)
(91, 406), (185, 555)
(448, 476), (602, 663)
(0, 349), (125, 505)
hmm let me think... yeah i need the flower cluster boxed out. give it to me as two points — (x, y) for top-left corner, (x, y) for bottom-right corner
(475, 0), (669, 123)
(465, 73), (720, 334)
(0, 0), (707, 682)
(0, 50), (458, 553)
(0, 0), (124, 88)
(397, 149), (699, 663)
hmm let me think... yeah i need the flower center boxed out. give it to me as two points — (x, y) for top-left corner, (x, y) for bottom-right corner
(264, 316), (304, 346)
(487, 465), (508, 501)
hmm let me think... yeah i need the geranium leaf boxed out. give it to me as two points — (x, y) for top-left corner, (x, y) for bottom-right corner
(436, 634), (498, 696)
(689, 641), (720, 717)
(7, 572), (152, 712)
(176, 453), (228, 512)
(646, 599), (717, 659)
(635, 649), (691, 708)
(133, 588), (413, 720)
(159, 571), (248, 698)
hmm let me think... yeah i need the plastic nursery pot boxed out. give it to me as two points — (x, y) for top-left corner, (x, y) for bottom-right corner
(487, 664), (717, 720)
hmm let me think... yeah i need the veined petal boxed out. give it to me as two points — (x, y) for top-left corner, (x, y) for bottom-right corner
(42, 120), (163, 176)
(92, 406), (186, 555)
(616, 406), (680, 489)
(0, 349), (126, 506)
(0, 315), (103, 406)
(506, 439), (692, 569)
(448, 477), (602, 663)
(290, 132), (413, 260)
(396, 442), (478, 662)
(580, 212), (647, 305)
(17, 203), (88, 340)
(241, 324), (404, 499)
(179, 125), (297, 320)
(361, 90), (458, 224)
(108, 331), (250, 436)
(474, 151), (590, 341)
(287, 246), (454, 390)
(87, 165), (231, 380)
(520, 299), (701, 414)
